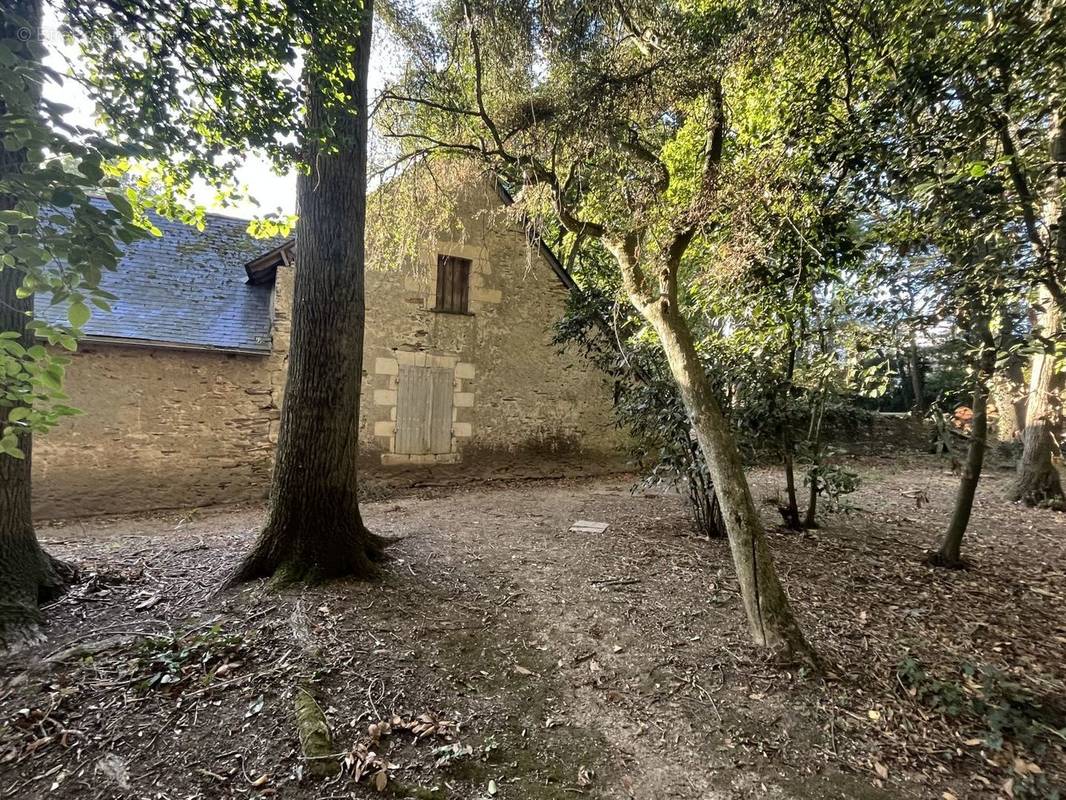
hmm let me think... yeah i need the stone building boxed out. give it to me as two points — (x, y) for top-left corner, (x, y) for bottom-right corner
(32, 177), (622, 517)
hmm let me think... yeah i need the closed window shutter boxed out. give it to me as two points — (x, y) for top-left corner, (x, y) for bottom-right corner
(435, 255), (472, 313)
(395, 364), (455, 455)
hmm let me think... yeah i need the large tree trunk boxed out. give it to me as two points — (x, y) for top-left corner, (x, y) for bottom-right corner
(1009, 106), (1066, 507)
(1009, 295), (1064, 508)
(990, 366), (1027, 444)
(0, 266), (75, 649)
(928, 323), (996, 568)
(0, 0), (75, 649)
(646, 305), (815, 665)
(229, 0), (387, 585)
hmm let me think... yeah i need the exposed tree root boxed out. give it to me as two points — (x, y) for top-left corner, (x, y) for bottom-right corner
(923, 550), (971, 570)
(1008, 470), (1065, 510)
(226, 521), (391, 588)
(0, 541), (76, 652)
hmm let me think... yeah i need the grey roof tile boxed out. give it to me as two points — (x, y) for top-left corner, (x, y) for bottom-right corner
(35, 199), (284, 354)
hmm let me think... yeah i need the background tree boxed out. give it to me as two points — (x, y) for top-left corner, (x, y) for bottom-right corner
(231, 0), (387, 582)
(379, 0), (819, 662)
(1, 0), (149, 646)
(805, 0), (1065, 508)
(67, 0), (390, 583)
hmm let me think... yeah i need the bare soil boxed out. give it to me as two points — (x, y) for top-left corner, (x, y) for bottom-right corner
(1, 454), (1064, 800)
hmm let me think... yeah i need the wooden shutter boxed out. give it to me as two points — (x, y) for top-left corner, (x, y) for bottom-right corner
(395, 364), (454, 455)
(435, 255), (471, 314)
(396, 364), (430, 454)
(428, 367), (454, 453)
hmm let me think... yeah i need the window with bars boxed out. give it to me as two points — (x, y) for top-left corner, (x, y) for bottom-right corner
(434, 254), (471, 314)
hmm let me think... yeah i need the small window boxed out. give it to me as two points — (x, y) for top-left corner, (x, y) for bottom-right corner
(434, 255), (471, 314)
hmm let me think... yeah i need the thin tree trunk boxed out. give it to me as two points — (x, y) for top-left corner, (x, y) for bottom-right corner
(803, 468), (819, 529)
(803, 392), (824, 529)
(897, 353), (913, 411)
(646, 304), (816, 665)
(909, 336), (926, 415)
(1009, 294), (1064, 508)
(229, 0), (387, 585)
(0, 0), (75, 649)
(928, 320), (996, 568)
(781, 434), (802, 531)
(780, 336), (802, 531)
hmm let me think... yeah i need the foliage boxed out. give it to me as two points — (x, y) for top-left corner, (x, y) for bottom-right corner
(555, 287), (725, 537)
(803, 457), (861, 513)
(898, 656), (1066, 798)
(0, 5), (152, 457)
(134, 626), (246, 693)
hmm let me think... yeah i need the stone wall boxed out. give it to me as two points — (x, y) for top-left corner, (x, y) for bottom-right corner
(31, 267), (294, 518)
(358, 180), (621, 469)
(32, 179), (623, 518)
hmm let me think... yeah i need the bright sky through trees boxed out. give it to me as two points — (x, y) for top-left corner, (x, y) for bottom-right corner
(37, 3), (395, 218)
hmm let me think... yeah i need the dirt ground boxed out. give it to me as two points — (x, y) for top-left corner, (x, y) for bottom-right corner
(1, 453), (1064, 800)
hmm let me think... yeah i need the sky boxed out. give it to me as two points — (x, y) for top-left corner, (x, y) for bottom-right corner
(40, 5), (395, 220)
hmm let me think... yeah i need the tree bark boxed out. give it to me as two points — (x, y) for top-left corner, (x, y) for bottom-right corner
(645, 303), (816, 665)
(802, 391), (825, 529)
(781, 433), (802, 531)
(928, 321), (996, 568)
(908, 336), (926, 415)
(803, 468), (819, 529)
(1009, 105), (1066, 506)
(229, 0), (387, 585)
(990, 366), (1027, 444)
(1008, 294), (1064, 508)
(779, 338), (802, 531)
(0, 0), (75, 649)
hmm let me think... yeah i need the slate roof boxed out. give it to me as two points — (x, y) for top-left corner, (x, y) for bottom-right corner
(35, 199), (284, 354)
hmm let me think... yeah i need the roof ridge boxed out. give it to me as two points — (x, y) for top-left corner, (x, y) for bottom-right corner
(86, 193), (290, 226)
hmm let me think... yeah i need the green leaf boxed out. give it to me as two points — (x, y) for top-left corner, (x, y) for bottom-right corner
(68, 301), (91, 328)
(7, 406), (30, 422)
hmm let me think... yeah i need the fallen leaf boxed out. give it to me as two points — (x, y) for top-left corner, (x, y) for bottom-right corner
(1013, 757), (1042, 775)
(874, 762), (888, 780)
(514, 665), (533, 676)
(134, 596), (161, 611)
(577, 765), (594, 786)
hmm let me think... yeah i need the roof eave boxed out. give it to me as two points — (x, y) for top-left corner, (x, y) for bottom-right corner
(491, 179), (580, 293)
(77, 334), (272, 356)
(245, 238), (295, 283)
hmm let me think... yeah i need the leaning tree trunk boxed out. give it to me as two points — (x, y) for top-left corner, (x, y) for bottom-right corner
(929, 325), (996, 568)
(229, 0), (387, 585)
(0, 0), (75, 648)
(647, 304), (815, 664)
